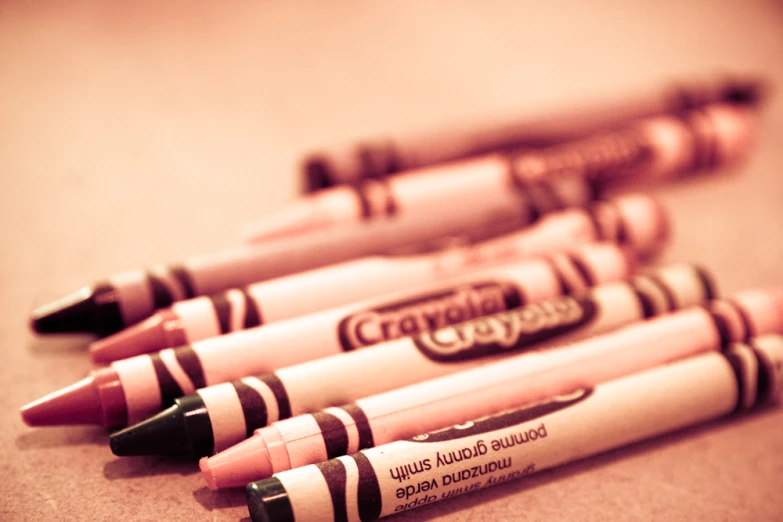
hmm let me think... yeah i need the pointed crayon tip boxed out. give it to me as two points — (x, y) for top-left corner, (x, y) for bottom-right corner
(201, 434), (274, 489)
(30, 287), (98, 335)
(20, 377), (102, 426)
(110, 404), (190, 457)
(90, 313), (172, 364)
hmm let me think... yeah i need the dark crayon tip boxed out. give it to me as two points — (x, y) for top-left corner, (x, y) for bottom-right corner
(30, 287), (99, 334)
(30, 283), (124, 337)
(110, 394), (215, 458)
(302, 156), (336, 192)
(721, 77), (771, 107)
(110, 405), (190, 457)
(246, 478), (295, 522)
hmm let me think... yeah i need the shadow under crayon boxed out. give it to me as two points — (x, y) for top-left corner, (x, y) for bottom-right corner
(26, 333), (95, 356)
(16, 426), (108, 450)
(192, 486), (248, 511)
(103, 455), (200, 480)
(405, 406), (780, 521)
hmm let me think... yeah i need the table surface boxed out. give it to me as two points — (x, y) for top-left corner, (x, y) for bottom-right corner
(2, 2), (783, 521)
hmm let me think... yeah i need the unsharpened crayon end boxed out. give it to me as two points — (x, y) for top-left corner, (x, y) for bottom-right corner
(20, 377), (102, 427)
(110, 404), (190, 457)
(30, 287), (97, 335)
(246, 478), (295, 522)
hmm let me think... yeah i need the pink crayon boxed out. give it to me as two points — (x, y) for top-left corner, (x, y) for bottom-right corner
(109, 263), (714, 460)
(21, 243), (630, 429)
(246, 102), (754, 242)
(89, 194), (668, 363)
(199, 286), (783, 489)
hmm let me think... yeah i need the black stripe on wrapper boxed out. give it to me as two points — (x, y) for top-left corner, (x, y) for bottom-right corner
(694, 266), (717, 301)
(644, 274), (677, 311)
(629, 282), (656, 319)
(147, 274), (176, 309)
(353, 452), (383, 521)
(604, 200), (630, 245)
(543, 257), (571, 296)
(315, 460), (349, 522)
(242, 288), (263, 329)
(340, 404), (375, 450)
(258, 374), (292, 421)
(246, 477), (296, 522)
(353, 182), (374, 219)
(750, 343), (775, 407)
(150, 353), (184, 408)
(566, 253), (596, 286)
(169, 265), (197, 299)
(726, 298), (756, 341)
(312, 412), (349, 460)
(209, 293), (233, 334)
(233, 381), (269, 437)
(706, 309), (732, 348)
(174, 346), (207, 390)
(723, 350), (747, 415)
(357, 141), (400, 182)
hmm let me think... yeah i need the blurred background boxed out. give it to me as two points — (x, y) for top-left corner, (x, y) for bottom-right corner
(1, 1), (782, 521)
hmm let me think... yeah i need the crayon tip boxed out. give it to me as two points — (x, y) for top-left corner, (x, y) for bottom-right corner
(30, 283), (125, 336)
(89, 312), (177, 364)
(303, 156), (334, 192)
(722, 76), (771, 108)
(201, 434), (274, 489)
(20, 377), (102, 426)
(246, 478), (294, 522)
(30, 287), (97, 335)
(109, 405), (189, 457)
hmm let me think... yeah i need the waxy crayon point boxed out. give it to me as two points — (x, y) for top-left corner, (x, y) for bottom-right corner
(30, 284), (123, 336)
(200, 436), (274, 490)
(111, 405), (188, 457)
(20, 368), (127, 428)
(21, 377), (102, 426)
(89, 311), (182, 364)
(30, 287), (97, 334)
(110, 394), (214, 457)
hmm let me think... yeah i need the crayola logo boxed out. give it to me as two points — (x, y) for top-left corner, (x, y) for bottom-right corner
(412, 295), (596, 362)
(337, 282), (523, 351)
(512, 129), (650, 181)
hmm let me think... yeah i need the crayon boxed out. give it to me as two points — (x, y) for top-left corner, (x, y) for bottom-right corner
(247, 102), (754, 242)
(21, 243), (629, 429)
(244, 334), (783, 522)
(89, 194), (668, 363)
(29, 185), (582, 338)
(199, 286), (782, 488)
(302, 75), (766, 191)
(110, 263), (714, 461)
